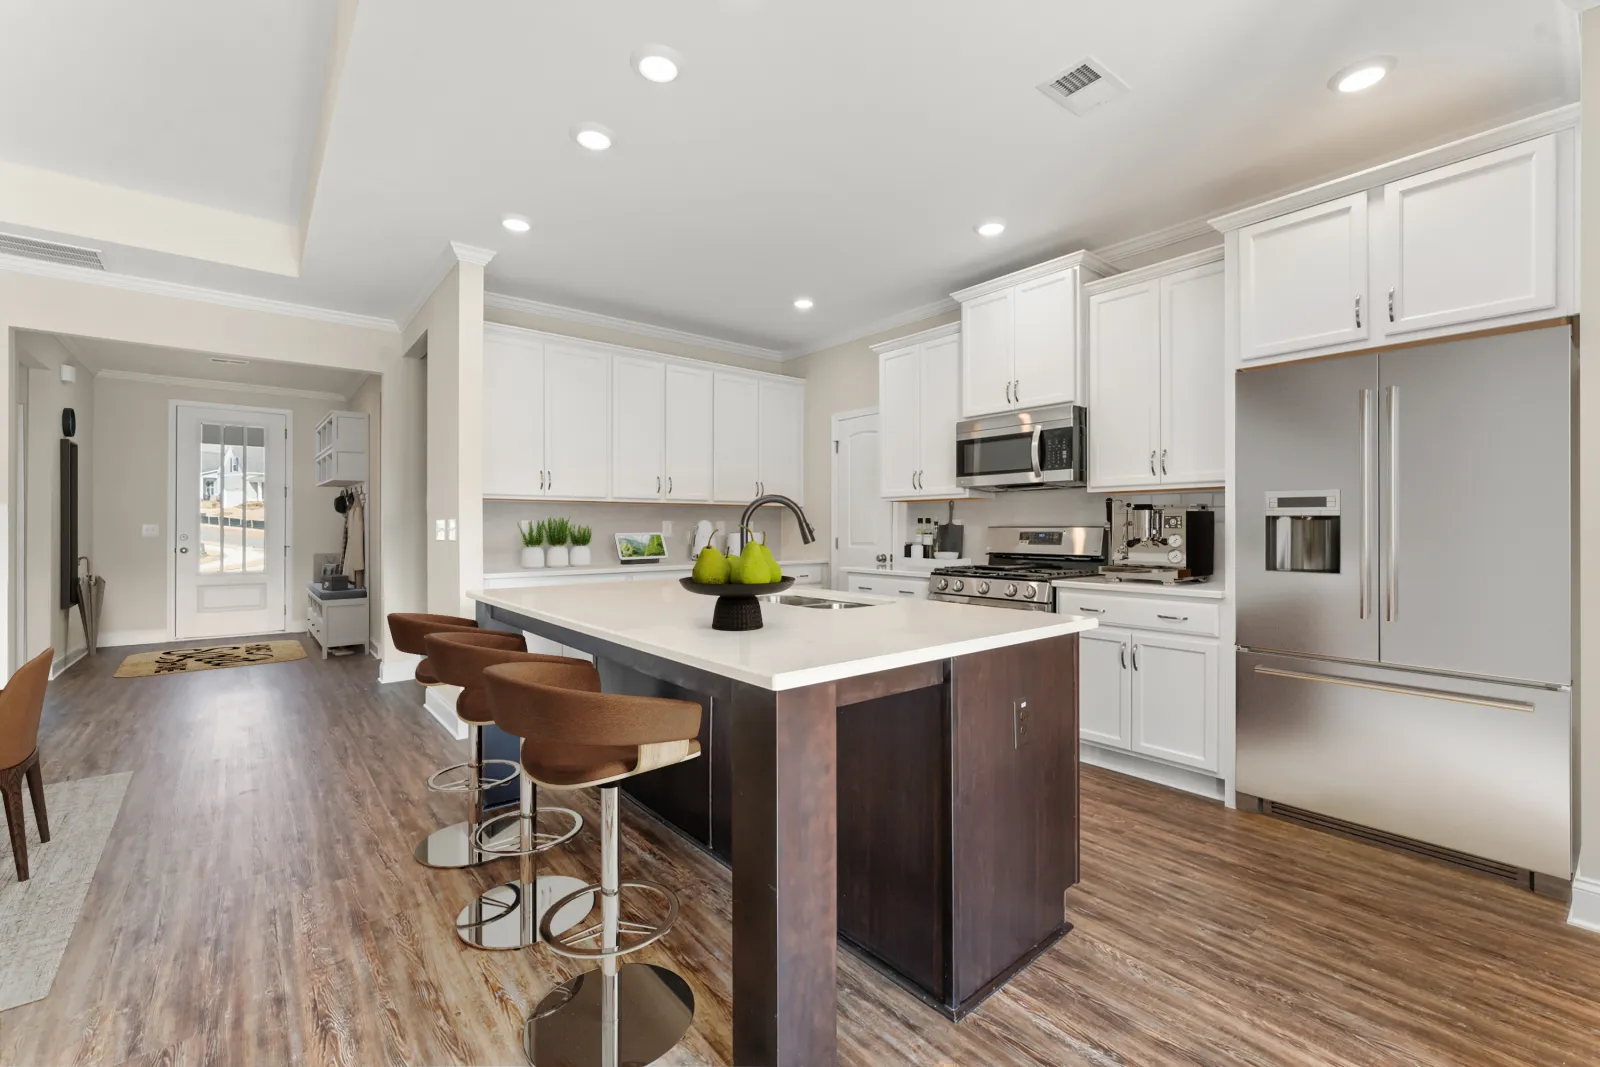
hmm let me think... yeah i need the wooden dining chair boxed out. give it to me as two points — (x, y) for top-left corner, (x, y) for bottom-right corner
(1, 648), (55, 882)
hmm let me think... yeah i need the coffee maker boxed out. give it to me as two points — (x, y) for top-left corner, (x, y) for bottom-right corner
(1101, 502), (1215, 583)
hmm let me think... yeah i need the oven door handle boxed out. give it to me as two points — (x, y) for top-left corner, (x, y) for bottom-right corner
(1030, 425), (1043, 478)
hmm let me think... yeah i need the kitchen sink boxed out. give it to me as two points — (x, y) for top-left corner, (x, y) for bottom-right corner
(763, 594), (877, 609)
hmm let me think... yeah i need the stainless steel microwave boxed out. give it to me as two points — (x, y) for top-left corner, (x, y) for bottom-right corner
(955, 404), (1087, 490)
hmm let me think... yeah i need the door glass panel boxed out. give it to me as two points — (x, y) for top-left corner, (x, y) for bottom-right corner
(198, 424), (222, 574)
(245, 426), (266, 573)
(199, 422), (267, 575)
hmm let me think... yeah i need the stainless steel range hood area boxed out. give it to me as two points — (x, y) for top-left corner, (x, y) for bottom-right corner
(1234, 326), (1574, 885)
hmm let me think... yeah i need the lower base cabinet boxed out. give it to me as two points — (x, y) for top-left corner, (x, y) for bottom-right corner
(1078, 624), (1219, 772)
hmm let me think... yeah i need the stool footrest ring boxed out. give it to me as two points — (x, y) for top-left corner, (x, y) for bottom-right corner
(539, 880), (680, 960)
(426, 758), (519, 793)
(469, 807), (583, 857)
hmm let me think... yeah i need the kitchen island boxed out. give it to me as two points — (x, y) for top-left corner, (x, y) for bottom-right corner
(469, 581), (1096, 1066)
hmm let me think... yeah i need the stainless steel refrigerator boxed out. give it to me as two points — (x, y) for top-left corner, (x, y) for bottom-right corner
(1236, 325), (1573, 882)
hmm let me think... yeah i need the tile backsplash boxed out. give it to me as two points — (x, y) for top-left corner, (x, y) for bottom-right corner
(484, 501), (784, 573)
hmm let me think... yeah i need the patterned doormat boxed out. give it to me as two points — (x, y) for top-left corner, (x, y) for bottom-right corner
(113, 640), (307, 678)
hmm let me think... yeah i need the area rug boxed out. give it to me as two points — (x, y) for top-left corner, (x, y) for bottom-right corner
(0, 772), (131, 1010)
(113, 640), (306, 678)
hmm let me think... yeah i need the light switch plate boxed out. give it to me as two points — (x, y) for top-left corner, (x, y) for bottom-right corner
(435, 519), (446, 541)
(141, 524), (160, 538)
(661, 520), (673, 538)
(447, 518), (457, 541)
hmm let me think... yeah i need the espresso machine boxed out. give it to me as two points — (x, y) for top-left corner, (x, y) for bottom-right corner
(1100, 502), (1215, 584)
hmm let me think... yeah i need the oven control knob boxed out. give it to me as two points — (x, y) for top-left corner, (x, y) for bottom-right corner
(951, 579), (964, 593)
(934, 577), (948, 591)
(1167, 549), (1184, 564)
(1004, 583), (1018, 598)
(1167, 534), (1183, 547)
(977, 581), (991, 595)
(1023, 585), (1038, 599)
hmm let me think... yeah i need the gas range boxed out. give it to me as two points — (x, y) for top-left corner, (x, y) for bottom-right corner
(927, 526), (1107, 611)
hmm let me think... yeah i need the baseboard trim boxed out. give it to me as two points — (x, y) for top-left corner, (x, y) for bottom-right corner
(97, 628), (171, 649)
(423, 685), (467, 741)
(379, 650), (419, 685)
(1569, 875), (1600, 932)
(1081, 743), (1225, 802)
(49, 648), (86, 679)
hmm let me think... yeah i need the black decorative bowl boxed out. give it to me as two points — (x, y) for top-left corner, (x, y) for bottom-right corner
(679, 576), (796, 631)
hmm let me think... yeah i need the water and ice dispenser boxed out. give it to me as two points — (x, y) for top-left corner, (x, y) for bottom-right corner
(1264, 491), (1340, 573)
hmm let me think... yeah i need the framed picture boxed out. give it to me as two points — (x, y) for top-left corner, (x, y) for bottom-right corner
(615, 531), (668, 564)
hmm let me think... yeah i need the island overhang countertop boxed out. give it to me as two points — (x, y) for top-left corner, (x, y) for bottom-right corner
(468, 582), (1097, 690)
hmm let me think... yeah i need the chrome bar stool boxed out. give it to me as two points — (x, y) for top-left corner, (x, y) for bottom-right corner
(387, 611), (506, 869)
(423, 630), (591, 949)
(482, 664), (700, 1067)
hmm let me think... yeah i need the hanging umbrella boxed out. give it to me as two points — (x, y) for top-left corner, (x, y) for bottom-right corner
(76, 556), (105, 655)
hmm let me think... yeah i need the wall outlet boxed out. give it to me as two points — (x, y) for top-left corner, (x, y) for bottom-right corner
(435, 519), (446, 541)
(141, 524), (160, 538)
(661, 520), (673, 539)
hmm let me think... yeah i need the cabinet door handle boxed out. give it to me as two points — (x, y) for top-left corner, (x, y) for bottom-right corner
(1156, 613), (1188, 622)
(1014, 379), (1020, 403)
(1160, 449), (1167, 475)
(897, 589), (915, 596)
(1131, 644), (1140, 671)
(1149, 451), (1156, 477)
(1388, 287), (1396, 323)
(1355, 295), (1362, 329)
(667, 476), (673, 494)
(656, 475), (661, 493)
(1076, 606), (1106, 614)
(1120, 644), (1127, 669)
(1005, 380), (1012, 404)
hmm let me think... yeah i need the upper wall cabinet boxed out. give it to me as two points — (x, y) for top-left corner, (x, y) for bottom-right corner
(871, 325), (971, 500)
(484, 323), (804, 506)
(952, 251), (1111, 419)
(1218, 118), (1575, 368)
(1087, 250), (1225, 493)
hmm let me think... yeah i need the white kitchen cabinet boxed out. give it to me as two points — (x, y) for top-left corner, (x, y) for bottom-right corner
(663, 364), (714, 500)
(542, 343), (611, 499)
(1130, 632), (1218, 772)
(845, 572), (929, 599)
(757, 378), (805, 503)
(611, 355), (667, 500)
(954, 252), (1108, 419)
(713, 372), (760, 502)
(1087, 280), (1160, 489)
(1087, 252), (1224, 492)
(872, 327), (970, 500)
(1381, 136), (1558, 336)
(1237, 192), (1369, 361)
(313, 410), (369, 488)
(482, 332), (545, 498)
(1079, 626), (1132, 749)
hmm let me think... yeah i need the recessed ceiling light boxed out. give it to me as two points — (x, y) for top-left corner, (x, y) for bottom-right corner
(573, 123), (614, 151)
(633, 45), (682, 84)
(502, 214), (531, 234)
(1330, 57), (1395, 94)
(976, 220), (1006, 238)
(793, 297), (814, 311)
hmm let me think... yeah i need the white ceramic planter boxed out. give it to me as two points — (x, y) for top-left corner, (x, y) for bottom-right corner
(570, 545), (592, 567)
(546, 546), (570, 568)
(520, 546), (545, 569)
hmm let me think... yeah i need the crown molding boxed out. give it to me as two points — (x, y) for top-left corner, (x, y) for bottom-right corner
(0, 252), (399, 332)
(1211, 103), (1580, 233)
(950, 249), (1116, 304)
(450, 241), (497, 267)
(1083, 246), (1223, 296)
(867, 319), (961, 355)
(1093, 216), (1220, 267)
(482, 290), (787, 362)
(787, 296), (960, 360)
(95, 368), (352, 403)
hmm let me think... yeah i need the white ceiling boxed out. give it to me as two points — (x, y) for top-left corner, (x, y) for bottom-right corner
(0, 0), (1581, 354)
(34, 333), (369, 398)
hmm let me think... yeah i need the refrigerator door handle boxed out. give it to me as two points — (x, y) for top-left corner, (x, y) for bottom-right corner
(1386, 385), (1399, 622)
(1360, 388), (1372, 620)
(1250, 665), (1534, 714)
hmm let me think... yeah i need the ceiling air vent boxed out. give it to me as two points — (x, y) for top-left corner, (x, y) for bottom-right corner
(0, 233), (104, 270)
(1038, 57), (1128, 117)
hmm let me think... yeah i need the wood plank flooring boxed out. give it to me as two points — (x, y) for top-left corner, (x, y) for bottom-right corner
(3, 637), (1598, 1066)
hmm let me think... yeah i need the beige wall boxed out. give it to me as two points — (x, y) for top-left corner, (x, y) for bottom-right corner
(90, 375), (350, 642)
(785, 310), (960, 553)
(1576, 8), (1599, 904)
(377, 344), (425, 672)
(349, 374), (381, 649)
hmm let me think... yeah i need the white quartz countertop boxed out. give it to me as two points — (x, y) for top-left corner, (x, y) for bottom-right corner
(470, 581), (1097, 691)
(484, 557), (828, 582)
(1051, 577), (1227, 600)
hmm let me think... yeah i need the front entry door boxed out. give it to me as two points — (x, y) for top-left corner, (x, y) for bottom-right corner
(174, 404), (288, 639)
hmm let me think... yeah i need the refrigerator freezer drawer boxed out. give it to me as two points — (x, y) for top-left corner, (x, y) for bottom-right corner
(1237, 650), (1571, 878)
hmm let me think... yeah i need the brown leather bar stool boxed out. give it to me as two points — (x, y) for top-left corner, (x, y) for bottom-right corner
(482, 663), (700, 1067)
(387, 612), (502, 868)
(423, 631), (591, 950)
(0, 649), (54, 882)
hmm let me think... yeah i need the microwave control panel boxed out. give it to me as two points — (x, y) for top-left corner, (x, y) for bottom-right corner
(1040, 428), (1076, 470)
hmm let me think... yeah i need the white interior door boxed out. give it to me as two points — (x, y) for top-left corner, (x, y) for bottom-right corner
(831, 411), (893, 583)
(174, 403), (288, 640)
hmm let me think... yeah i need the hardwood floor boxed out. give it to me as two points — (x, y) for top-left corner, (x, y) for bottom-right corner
(4, 636), (1598, 1066)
